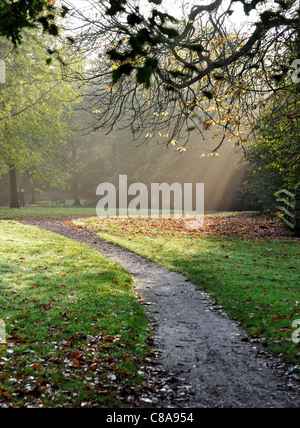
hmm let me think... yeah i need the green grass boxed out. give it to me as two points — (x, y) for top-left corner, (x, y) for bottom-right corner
(0, 206), (97, 220)
(74, 216), (300, 368)
(0, 205), (254, 220)
(0, 221), (151, 408)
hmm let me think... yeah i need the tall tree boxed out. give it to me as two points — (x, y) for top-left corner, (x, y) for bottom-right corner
(243, 94), (300, 211)
(0, 32), (81, 207)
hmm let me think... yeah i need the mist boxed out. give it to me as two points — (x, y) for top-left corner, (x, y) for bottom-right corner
(65, 122), (248, 212)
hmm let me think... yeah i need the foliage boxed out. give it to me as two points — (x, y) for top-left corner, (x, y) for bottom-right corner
(104, 0), (299, 89)
(243, 96), (300, 212)
(242, 169), (283, 213)
(0, 0), (68, 45)
(0, 31), (82, 205)
(2, 1), (299, 148)
(75, 214), (300, 367)
(250, 99), (300, 189)
(4, 1), (299, 149)
(73, 0), (300, 147)
(0, 221), (150, 407)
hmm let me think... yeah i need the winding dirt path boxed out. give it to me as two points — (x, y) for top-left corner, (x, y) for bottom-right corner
(24, 218), (300, 408)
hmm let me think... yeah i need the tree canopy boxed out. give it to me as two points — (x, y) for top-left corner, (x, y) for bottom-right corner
(243, 93), (300, 212)
(0, 0), (68, 45)
(63, 0), (300, 148)
(103, 0), (300, 87)
(0, 31), (82, 207)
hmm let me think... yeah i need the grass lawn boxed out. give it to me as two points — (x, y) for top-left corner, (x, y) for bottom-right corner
(74, 215), (300, 368)
(0, 205), (254, 220)
(0, 221), (151, 408)
(0, 205), (97, 220)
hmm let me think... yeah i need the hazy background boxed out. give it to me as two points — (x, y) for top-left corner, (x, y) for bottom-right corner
(0, 0), (253, 212)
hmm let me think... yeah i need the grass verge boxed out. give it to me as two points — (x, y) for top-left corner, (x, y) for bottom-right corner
(0, 221), (150, 408)
(74, 216), (300, 369)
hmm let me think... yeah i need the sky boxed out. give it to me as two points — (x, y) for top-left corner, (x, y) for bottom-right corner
(64, 0), (258, 30)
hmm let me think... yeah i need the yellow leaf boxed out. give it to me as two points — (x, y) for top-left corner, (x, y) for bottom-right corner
(203, 120), (213, 131)
(104, 86), (115, 94)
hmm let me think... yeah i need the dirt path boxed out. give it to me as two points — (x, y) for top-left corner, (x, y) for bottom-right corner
(24, 218), (300, 408)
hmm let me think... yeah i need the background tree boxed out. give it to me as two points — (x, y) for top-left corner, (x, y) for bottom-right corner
(242, 94), (300, 212)
(241, 24), (300, 213)
(0, 0), (68, 45)
(0, 32), (82, 207)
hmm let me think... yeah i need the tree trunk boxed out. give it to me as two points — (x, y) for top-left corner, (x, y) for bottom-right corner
(70, 144), (81, 207)
(31, 188), (36, 204)
(72, 178), (81, 207)
(9, 165), (19, 208)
